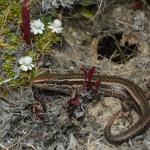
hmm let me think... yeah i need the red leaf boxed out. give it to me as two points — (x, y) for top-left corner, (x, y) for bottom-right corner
(80, 66), (87, 79)
(21, 0), (31, 45)
(68, 89), (80, 107)
(86, 67), (95, 81)
(68, 97), (80, 106)
(83, 67), (95, 91)
(95, 79), (101, 90)
(129, 1), (143, 10)
(80, 67), (101, 93)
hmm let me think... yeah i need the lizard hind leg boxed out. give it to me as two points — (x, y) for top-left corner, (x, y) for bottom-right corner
(104, 110), (121, 141)
(104, 105), (136, 144)
(121, 101), (133, 125)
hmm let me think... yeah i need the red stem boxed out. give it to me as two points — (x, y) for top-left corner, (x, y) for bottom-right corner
(21, 0), (31, 45)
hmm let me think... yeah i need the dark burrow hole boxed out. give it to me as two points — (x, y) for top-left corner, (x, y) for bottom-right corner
(97, 33), (139, 64)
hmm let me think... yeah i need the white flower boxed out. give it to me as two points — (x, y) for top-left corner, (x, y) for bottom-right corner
(48, 19), (63, 33)
(30, 19), (45, 35)
(19, 56), (34, 71)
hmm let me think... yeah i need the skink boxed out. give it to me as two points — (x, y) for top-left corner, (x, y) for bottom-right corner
(32, 73), (150, 144)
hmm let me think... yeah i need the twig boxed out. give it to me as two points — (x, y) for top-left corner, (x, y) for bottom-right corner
(6, 130), (32, 149)
(0, 96), (15, 105)
(0, 78), (13, 86)
(90, 0), (103, 22)
(0, 143), (9, 150)
(2, 5), (11, 31)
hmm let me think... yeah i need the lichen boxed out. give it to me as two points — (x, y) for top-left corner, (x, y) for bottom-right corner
(41, 0), (79, 10)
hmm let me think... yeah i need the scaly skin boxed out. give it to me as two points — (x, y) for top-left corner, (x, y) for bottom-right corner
(32, 72), (150, 144)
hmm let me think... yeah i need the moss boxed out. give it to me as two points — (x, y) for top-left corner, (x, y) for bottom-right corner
(10, 71), (34, 86)
(0, 77), (3, 85)
(6, 33), (22, 52)
(35, 26), (60, 54)
(1, 1), (21, 23)
(27, 50), (38, 60)
(0, 1), (21, 33)
(0, 1), (22, 52)
(0, 39), (8, 49)
(2, 50), (40, 86)
(0, 0), (10, 9)
(1, 1), (60, 87)
(2, 54), (16, 79)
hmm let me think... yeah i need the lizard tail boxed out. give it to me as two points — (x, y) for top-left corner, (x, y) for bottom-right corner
(104, 109), (150, 144)
(104, 110), (124, 144)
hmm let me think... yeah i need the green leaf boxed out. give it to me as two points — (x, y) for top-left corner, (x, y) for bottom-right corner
(80, 0), (95, 6)
(80, 8), (95, 19)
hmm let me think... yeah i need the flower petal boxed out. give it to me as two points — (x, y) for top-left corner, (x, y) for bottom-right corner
(20, 65), (28, 71)
(38, 30), (43, 34)
(30, 19), (45, 35)
(28, 66), (32, 70)
(30, 64), (34, 67)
